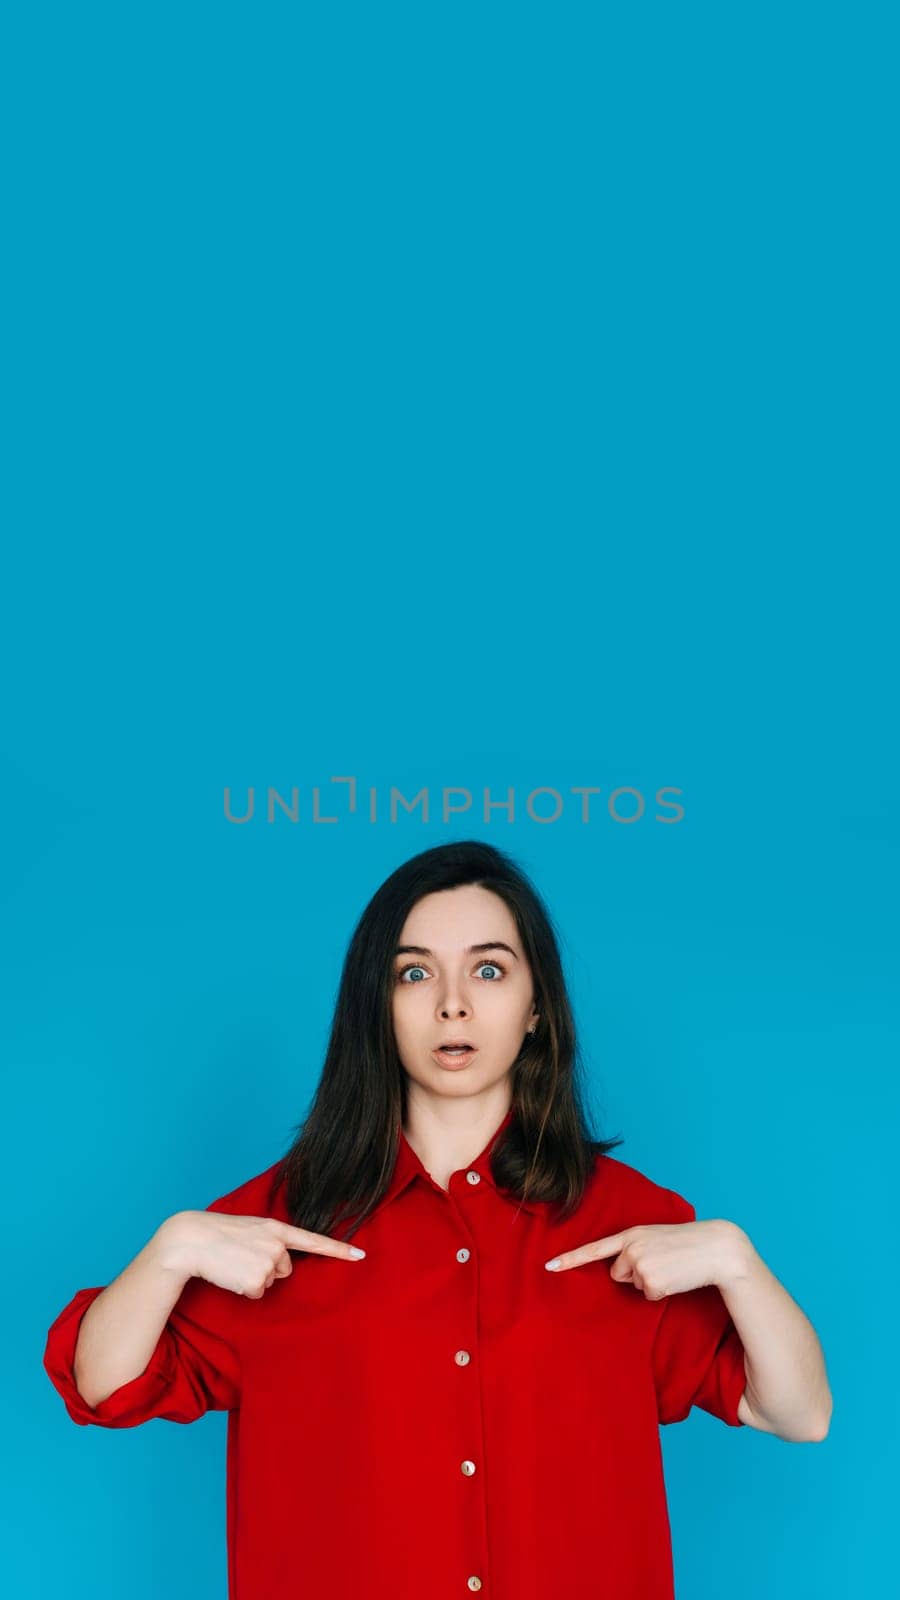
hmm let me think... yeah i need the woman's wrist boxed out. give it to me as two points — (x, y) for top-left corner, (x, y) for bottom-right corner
(149, 1211), (204, 1280)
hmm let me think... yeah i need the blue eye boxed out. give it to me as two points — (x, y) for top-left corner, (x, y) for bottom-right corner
(396, 959), (507, 983)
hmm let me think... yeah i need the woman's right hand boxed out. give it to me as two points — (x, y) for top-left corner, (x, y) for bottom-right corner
(156, 1210), (366, 1299)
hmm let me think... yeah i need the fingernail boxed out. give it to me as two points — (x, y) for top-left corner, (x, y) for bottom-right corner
(545, 1258), (562, 1271)
(349, 1247), (366, 1259)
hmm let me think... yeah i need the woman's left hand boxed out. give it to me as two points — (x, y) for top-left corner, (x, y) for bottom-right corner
(544, 1219), (749, 1298)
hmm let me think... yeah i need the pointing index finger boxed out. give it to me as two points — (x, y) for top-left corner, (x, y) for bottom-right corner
(274, 1221), (366, 1260)
(545, 1232), (627, 1271)
(588, 1233), (628, 1259)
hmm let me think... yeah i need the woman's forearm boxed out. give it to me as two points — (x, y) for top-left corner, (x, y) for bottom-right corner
(73, 1213), (194, 1409)
(717, 1224), (832, 1441)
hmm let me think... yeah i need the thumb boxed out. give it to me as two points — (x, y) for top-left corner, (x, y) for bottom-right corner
(273, 1249), (293, 1278)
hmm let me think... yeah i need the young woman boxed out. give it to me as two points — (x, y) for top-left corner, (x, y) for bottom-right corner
(44, 839), (832, 1600)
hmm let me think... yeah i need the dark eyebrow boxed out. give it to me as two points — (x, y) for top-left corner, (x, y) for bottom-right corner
(394, 941), (519, 961)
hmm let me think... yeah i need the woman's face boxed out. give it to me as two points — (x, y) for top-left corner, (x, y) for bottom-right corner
(391, 884), (540, 1099)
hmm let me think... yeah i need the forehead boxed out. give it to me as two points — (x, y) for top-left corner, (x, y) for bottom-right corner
(398, 885), (520, 949)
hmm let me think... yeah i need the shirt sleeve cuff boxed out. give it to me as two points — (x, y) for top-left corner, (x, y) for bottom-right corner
(43, 1286), (178, 1428)
(705, 1323), (748, 1427)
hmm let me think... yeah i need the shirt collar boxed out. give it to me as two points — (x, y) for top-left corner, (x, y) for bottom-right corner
(374, 1104), (543, 1217)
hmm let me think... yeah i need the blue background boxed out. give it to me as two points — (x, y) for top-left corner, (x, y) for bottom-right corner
(3, 2), (896, 1595)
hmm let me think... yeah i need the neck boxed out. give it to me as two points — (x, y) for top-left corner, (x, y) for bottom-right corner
(402, 1087), (512, 1191)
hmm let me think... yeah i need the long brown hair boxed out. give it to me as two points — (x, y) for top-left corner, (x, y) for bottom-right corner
(268, 839), (623, 1243)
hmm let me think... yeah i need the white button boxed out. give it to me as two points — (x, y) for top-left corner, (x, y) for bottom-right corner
(456, 1247), (470, 1263)
(466, 1170), (481, 1184)
(461, 1459), (477, 1476)
(455, 1350), (471, 1366)
(467, 1579), (483, 1592)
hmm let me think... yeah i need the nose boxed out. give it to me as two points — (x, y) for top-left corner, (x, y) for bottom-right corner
(439, 999), (470, 1018)
(437, 980), (470, 1019)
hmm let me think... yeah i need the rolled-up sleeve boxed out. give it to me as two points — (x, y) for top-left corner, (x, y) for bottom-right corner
(43, 1265), (242, 1428)
(651, 1193), (747, 1428)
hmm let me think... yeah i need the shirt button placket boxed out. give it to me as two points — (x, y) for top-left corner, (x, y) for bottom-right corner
(454, 1169), (488, 1595)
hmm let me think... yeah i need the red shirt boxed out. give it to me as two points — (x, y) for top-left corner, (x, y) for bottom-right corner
(44, 1106), (746, 1599)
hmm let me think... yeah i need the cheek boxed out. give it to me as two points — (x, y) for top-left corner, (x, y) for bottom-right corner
(489, 988), (530, 1023)
(391, 988), (425, 1036)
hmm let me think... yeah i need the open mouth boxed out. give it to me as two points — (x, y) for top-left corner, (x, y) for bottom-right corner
(432, 1045), (478, 1067)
